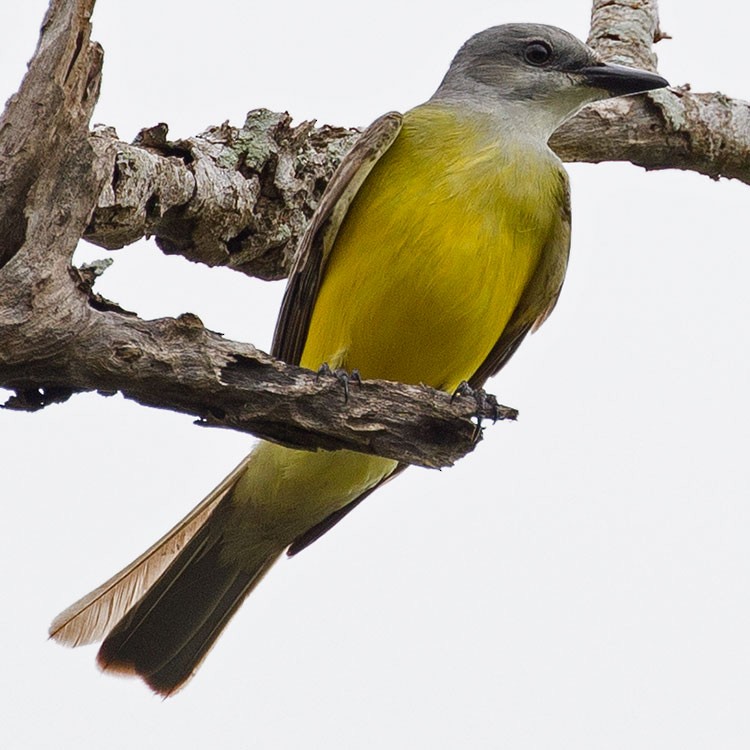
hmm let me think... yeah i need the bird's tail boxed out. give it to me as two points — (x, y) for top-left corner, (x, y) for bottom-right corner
(97, 513), (281, 696)
(49, 457), (282, 696)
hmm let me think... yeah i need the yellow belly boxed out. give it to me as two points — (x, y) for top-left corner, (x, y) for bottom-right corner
(301, 103), (562, 391)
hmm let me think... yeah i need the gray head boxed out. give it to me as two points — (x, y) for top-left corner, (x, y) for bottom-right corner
(433, 23), (668, 137)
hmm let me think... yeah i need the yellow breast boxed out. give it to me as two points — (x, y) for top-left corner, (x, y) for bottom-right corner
(301, 103), (565, 391)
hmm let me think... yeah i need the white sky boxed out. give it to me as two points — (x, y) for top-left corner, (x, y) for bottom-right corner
(2, 1), (749, 748)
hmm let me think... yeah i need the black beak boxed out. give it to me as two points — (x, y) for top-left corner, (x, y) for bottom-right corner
(580, 62), (669, 96)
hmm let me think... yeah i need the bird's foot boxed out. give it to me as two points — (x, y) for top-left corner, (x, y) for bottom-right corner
(451, 381), (500, 441)
(316, 363), (362, 403)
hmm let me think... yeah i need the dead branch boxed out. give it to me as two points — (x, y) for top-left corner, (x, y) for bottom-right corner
(1, 0), (747, 472)
(0, 0), (512, 470)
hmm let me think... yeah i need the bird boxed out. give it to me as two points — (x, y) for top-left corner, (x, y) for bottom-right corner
(49, 23), (668, 695)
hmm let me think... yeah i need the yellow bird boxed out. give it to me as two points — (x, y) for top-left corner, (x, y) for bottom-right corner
(50, 24), (667, 694)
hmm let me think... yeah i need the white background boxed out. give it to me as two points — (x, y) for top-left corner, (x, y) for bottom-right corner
(2, 1), (749, 748)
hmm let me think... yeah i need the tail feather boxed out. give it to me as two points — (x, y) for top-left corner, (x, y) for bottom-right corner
(96, 514), (281, 696)
(49, 457), (250, 647)
(145, 558), (276, 696)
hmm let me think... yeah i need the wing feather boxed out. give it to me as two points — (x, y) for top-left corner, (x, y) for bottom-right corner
(272, 112), (403, 365)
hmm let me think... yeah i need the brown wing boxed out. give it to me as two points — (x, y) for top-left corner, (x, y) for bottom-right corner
(274, 112), (403, 556)
(272, 112), (403, 364)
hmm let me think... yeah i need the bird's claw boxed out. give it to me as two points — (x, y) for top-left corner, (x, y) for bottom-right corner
(451, 381), (500, 441)
(317, 364), (362, 403)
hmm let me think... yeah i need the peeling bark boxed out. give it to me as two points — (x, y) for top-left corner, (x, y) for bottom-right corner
(0, 0), (103, 269)
(85, 114), (358, 281)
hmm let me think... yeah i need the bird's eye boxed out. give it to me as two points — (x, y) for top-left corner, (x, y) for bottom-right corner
(524, 40), (553, 66)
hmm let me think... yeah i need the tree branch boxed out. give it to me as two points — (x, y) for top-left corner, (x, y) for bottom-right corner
(84, 115), (358, 281)
(2, 0), (748, 473)
(0, 0), (513, 470)
(1, 299), (513, 468)
(550, 88), (750, 182)
(0, 0), (102, 268)
(551, 0), (750, 182)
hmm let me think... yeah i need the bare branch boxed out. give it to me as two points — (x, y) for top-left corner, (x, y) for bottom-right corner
(81, 84), (750, 283)
(552, 0), (750, 183)
(0, 301), (513, 468)
(551, 89), (750, 183)
(0, 0), (102, 268)
(85, 115), (358, 281)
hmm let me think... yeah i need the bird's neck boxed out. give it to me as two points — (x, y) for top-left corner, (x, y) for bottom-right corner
(426, 89), (574, 146)
(407, 98), (562, 165)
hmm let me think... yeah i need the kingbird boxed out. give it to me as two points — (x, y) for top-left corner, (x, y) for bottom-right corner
(50, 24), (668, 695)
